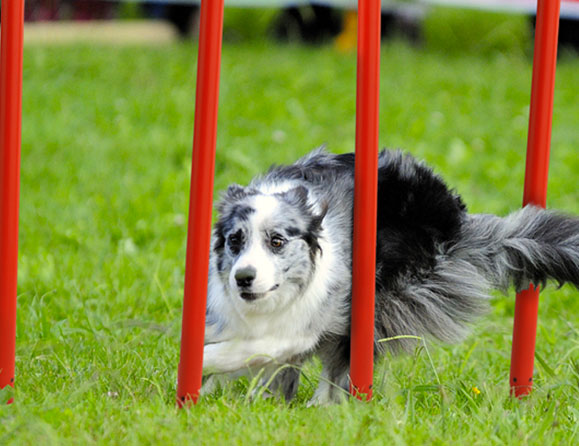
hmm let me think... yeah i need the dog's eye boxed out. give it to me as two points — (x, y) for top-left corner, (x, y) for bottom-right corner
(228, 233), (241, 245)
(227, 233), (243, 254)
(270, 236), (285, 248)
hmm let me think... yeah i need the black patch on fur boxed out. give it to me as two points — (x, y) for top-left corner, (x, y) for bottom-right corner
(286, 227), (302, 237)
(374, 151), (467, 291)
(213, 205), (255, 254)
(334, 152), (355, 169)
(227, 229), (245, 256)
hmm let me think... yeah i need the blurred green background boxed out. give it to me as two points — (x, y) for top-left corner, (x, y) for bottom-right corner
(2, 3), (578, 445)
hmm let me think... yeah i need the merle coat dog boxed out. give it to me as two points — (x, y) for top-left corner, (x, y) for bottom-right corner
(199, 148), (579, 404)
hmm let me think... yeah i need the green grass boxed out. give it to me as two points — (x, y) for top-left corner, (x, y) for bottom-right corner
(1, 15), (579, 445)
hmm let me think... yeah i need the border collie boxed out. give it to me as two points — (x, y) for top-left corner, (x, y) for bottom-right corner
(200, 148), (579, 404)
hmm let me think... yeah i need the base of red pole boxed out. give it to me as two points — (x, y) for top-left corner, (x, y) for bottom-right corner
(509, 285), (540, 397)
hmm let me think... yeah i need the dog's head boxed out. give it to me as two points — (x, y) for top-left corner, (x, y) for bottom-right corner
(213, 184), (327, 312)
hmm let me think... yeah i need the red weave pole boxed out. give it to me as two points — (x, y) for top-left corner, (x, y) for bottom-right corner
(350, 0), (381, 401)
(176, 0), (224, 408)
(0, 0), (25, 405)
(509, 0), (560, 398)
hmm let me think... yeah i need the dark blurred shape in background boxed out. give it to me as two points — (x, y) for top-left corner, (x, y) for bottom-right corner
(7, 1), (579, 52)
(270, 4), (343, 44)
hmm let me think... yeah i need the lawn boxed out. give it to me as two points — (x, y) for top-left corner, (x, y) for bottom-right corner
(1, 9), (578, 445)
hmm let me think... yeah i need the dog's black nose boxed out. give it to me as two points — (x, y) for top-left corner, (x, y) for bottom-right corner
(235, 266), (256, 288)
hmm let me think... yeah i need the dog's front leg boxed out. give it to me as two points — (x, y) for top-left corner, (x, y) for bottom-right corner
(204, 322), (224, 344)
(202, 336), (316, 374)
(204, 316), (236, 344)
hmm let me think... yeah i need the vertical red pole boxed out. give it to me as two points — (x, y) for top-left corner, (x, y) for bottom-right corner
(0, 0), (25, 405)
(350, 0), (381, 401)
(176, 0), (224, 407)
(509, 0), (560, 398)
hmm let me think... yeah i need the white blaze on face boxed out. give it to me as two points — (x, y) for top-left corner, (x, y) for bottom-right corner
(229, 194), (280, 294)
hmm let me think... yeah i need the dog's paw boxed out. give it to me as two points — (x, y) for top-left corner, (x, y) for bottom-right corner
(202, 342), (227, 374)
(308, 377), (349, 406)
(307, 381), (333, 407)
(306, 392), (343, 407)
(306, 395), (325, 407)
(249, 384), (276, 401)
(307, 392), (348, 407)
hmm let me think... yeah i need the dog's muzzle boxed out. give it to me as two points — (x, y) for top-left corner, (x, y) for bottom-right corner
(237, 282), (280, 302)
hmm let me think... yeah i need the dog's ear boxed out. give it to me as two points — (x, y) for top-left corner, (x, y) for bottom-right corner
(282, 186), (309, 208)
(221, 184), (259, 202)
(217, 184), (247, 214)
(283, 186), (327, 231)
(224, 184), (247, 201)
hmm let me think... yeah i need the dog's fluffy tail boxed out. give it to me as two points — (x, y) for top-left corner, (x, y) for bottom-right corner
(374, 205), (578, 353)
(455, 205), (579, 292)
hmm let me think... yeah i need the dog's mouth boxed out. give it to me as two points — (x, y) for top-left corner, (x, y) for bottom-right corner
(240, 284), (279, 301)
(239, 292), (264, 301)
